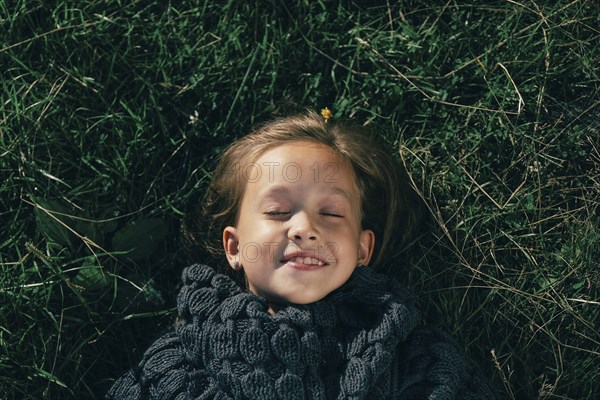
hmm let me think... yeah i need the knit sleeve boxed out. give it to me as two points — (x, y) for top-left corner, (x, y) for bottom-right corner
(106, 332), (189, 400)
(392, 328), (499, 400)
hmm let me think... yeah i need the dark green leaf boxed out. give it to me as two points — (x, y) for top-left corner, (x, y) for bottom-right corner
(111, 218), (169, 260)
(73, 257), (110, 291)
(34, 198), (73, 247)
(571, 279), (585, 290)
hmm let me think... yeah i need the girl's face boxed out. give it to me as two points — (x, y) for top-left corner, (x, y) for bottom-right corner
(223, 141), (374, 308)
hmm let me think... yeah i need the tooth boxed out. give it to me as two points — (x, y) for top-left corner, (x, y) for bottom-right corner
(287, 256), (324, 265)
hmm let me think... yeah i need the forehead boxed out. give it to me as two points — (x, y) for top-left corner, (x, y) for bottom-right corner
(256, 140), (343, 163)
(243, 140), (360, 198)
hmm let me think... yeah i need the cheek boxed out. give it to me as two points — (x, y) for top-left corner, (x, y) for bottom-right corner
(328, 224), (361, 243)
(321, 242), (338, 263)
(239, 232), (282, 264)
(252, 223), (284, 245)
(240, 219), (282, 240)
(240, 243), (263, 263)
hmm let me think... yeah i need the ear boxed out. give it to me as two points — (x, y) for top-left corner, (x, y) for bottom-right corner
(223, 226), (240, 269)
(358, 229), (375, 265)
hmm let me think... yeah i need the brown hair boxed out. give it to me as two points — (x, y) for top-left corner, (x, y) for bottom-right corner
(183, 109), (419, 270)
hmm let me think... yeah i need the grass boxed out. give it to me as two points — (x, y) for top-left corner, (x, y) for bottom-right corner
(1, 0), (598, 398)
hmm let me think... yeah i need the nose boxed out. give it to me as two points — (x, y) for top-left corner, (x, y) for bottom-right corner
(288, 212), (319, 242)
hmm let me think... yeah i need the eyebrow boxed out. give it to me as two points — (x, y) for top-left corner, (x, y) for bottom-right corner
(259, 185), (291, 200)
(259, 184), (352, 202)
(328, 186), (352, 202)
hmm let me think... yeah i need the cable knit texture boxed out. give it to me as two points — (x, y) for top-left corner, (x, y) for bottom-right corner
(107, 264), (498, 399)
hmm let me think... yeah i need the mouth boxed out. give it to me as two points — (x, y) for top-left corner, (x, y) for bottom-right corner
(280, 253), (329, 270)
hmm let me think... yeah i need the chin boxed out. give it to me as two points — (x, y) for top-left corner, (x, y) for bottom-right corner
(265, 294), (327, 314)
(282, 293), (326, 305)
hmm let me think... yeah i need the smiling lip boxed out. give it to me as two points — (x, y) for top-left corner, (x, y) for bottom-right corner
(281, 252), (328, 271)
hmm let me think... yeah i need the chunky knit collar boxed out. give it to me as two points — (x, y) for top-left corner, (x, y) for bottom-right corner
(174, 264), (421, 399)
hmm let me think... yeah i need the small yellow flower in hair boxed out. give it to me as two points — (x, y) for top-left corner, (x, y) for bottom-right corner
(321, 107), (332, 123)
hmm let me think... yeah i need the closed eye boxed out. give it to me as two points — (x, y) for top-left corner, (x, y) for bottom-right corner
(264, 211), (291, 216)
(321, 212), (343, 218)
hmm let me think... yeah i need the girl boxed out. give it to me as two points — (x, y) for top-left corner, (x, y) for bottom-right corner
(107, 109), (498, 399)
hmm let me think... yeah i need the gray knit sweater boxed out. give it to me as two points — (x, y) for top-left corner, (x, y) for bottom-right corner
(107, 264), (498, 399)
